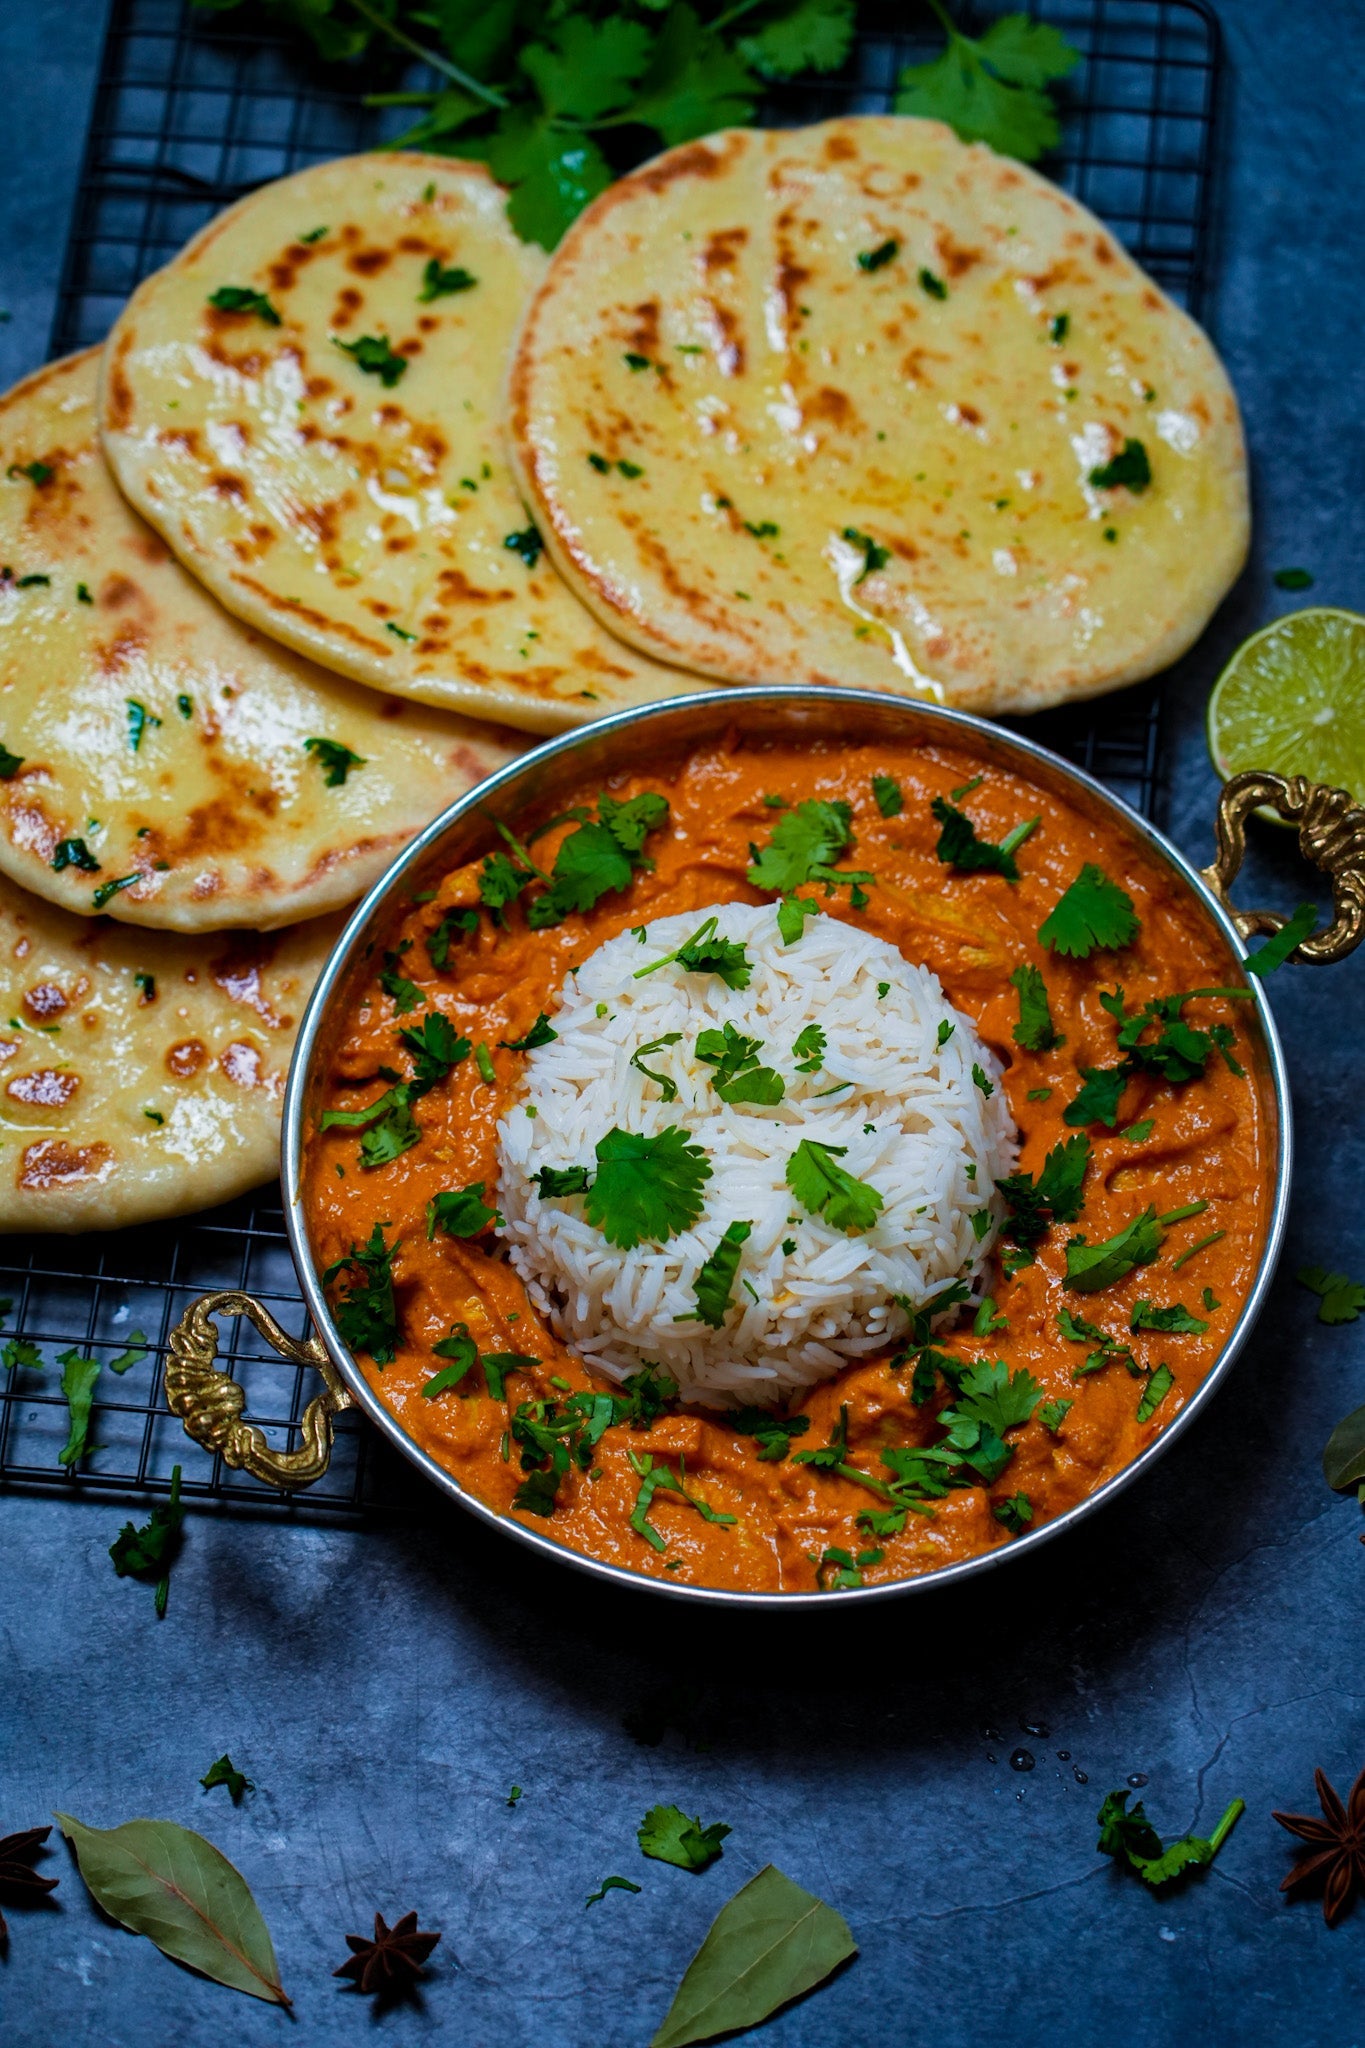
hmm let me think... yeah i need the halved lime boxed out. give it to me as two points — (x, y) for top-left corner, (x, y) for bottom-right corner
(1207, 607), (1365, 801)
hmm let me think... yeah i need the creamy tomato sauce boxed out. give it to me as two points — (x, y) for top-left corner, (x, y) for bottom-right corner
(302, 735), (1269, 1592)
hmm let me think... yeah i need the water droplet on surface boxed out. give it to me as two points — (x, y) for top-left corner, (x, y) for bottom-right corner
(1009, 1748), (1035, 1772)
(1127, 1772), (1149, 1789)
(985, 1753), (997, 1765)
(1073, 1766), (1089, 1785)
(983, 1725), (1002, 1742)
(1056, 1750), (1071, 1761)
(1021, 1720), (1050, 1740)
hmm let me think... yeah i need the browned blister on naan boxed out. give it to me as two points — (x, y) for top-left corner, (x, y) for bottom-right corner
(0, 884), (337, 1231)
(97, 155), (694, 734)
(508, 117), (1250, 713)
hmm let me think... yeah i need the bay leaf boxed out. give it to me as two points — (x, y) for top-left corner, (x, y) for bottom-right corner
(1323, 1400), (1365, 1491)
(55, 1812), (290, 2005)
(650, 1863), (856, 2048)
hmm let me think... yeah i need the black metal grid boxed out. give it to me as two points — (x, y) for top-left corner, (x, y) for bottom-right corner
(2, 0), (1221, 1518)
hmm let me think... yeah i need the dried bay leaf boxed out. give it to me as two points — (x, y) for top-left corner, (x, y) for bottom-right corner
(55, 1813), (290, 2005)
(1323, 1400), (1365, 1491)
(650, 1863), (856, 2048)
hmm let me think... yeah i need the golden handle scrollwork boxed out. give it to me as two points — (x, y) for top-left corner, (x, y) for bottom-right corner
(1201, 772), (1365, 965)
(164, 1290), (350, 1490)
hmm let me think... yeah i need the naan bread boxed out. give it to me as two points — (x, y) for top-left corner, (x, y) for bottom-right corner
(508, 118), (1250, 715)
(97, 154), (692, 734)
(0, 882), (336, 1232)
(0, 350), (520, 932)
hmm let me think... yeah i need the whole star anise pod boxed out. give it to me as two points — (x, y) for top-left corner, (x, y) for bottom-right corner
(0, 1825), (59, 1942)
(334, 1910), (440, 1994)
(1273, 1766), (1365, 1926)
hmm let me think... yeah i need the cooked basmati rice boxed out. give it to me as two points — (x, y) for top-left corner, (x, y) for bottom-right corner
(496, 900), (1018, 1407)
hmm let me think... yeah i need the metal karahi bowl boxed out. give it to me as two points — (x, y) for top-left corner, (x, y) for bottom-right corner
(165, 686), (1365, 1607)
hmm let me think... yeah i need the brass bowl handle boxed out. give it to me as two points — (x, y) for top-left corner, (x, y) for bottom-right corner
(165, 1290), (352, 1491)
(1201, 771), (1365, 965)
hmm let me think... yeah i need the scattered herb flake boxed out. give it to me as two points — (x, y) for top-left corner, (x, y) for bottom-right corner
(1009, 961), (1063, 1051)
(200, 1756), (253, 1803)
(303, 736), (365, 786)
(334, 332), (407, 385)
(637, 1803), (730, 1873)
(1088, 438), (1151, 492)
(207, 285), (280, 324)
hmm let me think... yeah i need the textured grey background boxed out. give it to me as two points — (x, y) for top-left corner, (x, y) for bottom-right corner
(3, 2), (1365, 2043)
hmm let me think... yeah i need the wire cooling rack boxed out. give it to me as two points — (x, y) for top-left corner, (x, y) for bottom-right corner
(2, 0), (1221, 1518)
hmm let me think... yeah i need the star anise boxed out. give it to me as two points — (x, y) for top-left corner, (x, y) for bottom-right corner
(334, 1910), (440, 1994)
(0, 1825), (59, 1942)
(1273, 1766), (1365, 1925)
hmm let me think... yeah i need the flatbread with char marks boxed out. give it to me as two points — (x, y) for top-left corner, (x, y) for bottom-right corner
(0, 351), (522, 931)
(97, 154), (694, 735)
(508, 117), (1250, 714)
(0, 882), (336, 1232)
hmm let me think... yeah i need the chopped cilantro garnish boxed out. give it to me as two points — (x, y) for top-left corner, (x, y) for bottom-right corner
(503, 525), (544, 568)
(995, 1133), (1090, 1244)
(378, 947), (421, 1013)
(816, 1545), (885, 1589)
(322, 1221), (400, 1363)
(841, 526), (890, 582)
(427, 1182), (502, 1239)
(397, 1010), (469, 1084)
(427, 907), (477, 968)
(386, 622), (416, 642)
(973, 1295), (1008, 1336)
(1245, 901), (1318, 977)
(522, 792), (669, 929)
(629, 1455), (736, 1553)
(857, 239), (899, 272)
(1122, 1118), (1155, 1142)
(585, 1875), (640, 1907)
(728, 1407), (810, 1460)
(1050, 313), (1070, 343)
(1064, 985), (1250, 1125)
(304, 736), (365, 786)
(126, 698), (161, 752)
(776, 893), (822, 944)
(176, 693), (193, 718)
(109, 1464), (184, 1618)
(747, 799), (871, 899)
(871, 773), (903, 817)
(1009, 962), (1063, 1051)
(1135, 1365), (1174, 1421)
(742, 518), (778, 538)
(501, 1011), (556, 1051)
(200, 1755), (253, 1802)
(1063, 1065), (1130, 1129)
(207, 285), (280, 324)
(585, 1126), (711, 1249)
(423, 1322), (480, 1396)
(971, 1061), (993, 1097)
(937, 1019), (955, 1048)
(333, 332), (407, 386)
(1064, 1207), (1164, 1292)
(791, 1023), (826, 1074)
(535, 1164), (593, 1199)
(1202, 1288), (1220, 1313)
(0, 742), (23, 779)
(637, 1802), (731, 1871)
(630, 1031), (683, 1102)
(786, 1139), (883, 1233)
(93, 874), (139, 911)
(918, 267), (947, 299)
(694, 1022), (784, 1105)
(7, 460), (52, 485)
(1088, 438), (1151, 492)
(1297, 1264), (1365, 1325)
(1038, 864), (1139, 957)
(633, 913), (750, 990)
(474, 1041), (495, 1085)
(682, 1220), (752, 1329)
(624, 352), (652, 371)
(992, 1493), (1033, 1534)
(52, 837), (99, 874)
(1130, 1299), (1207, 1335)
(1039, 1399), (1072, 1434)
(1097, 1788), (1244, 1887)
(931, 795), (1038, 879)
(320, 1084), (420, 1167)
(418, 258), (477, 300)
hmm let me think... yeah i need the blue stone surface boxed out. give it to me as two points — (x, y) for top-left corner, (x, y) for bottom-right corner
(2, 3), (1363, 2042)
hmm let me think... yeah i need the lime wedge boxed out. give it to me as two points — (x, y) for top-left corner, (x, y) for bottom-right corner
(1207, 607), (1365, 800)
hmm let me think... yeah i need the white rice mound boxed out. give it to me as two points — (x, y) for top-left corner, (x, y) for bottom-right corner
(496, 901), (1019, 1408)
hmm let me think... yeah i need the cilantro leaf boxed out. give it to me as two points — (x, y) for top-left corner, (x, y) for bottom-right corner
(1039, 1399), (1072, 1434)
(1039, 864), (1140, 957)
(792, 1024), (826, 1074)
(1089, 438), (1152, 492)
(1009, 962), (1063, 1052)
(931, 796), (1038, 879)
(504, 524), (543, 568)
(322, 1222), (400, 1363)
(522, 13), (652, 123)
(1065, 1208), (1164, 1293)
(207, 285), (280, 325)
(993, 1492), (1033, 1534)
(423, 1321), (480, 1396)
(629, 1449), (736, 1550)
(728, 1407), (811, 1461)
(1130, 1300), (1207, 1335)
(615, 1364), (679, 1429)
(1136, 1363), (1175, 1422)
(776, 892), (822, 944)
(426, 907), (477, 969)
(747, 799), (870, 897)
(634, 914), (751, 990)
(786, 1139), (884, 1233)
(320, 1083), (420, 1167)
(638, 1802), (731, 1872)
(694, 1021), (784, 1105)
(200, 1755), (253, 1803)
(501, 1011), (556, 1051)
(525, 793), (668, 927)
(3, 1337), (43, 1372)
(378, 947), (421, 1013)
(480, 108), (614, 251)
(0, 742), (24, 779)
(871, 772), (903, 817)
(427, 1183), (502, 1239)
(627, 4), (758, 147)
(109, 1464), (184, 1618)
(738, 0), (855, 79)
(480, 849), (535, 921)
(57, 1349), (100, 1468)
(995, 1133), (1090, 1242)
(586, 1126), (711, 1248)
(301, 736), (365, 791)
(398, 1010), (470, 1085)
(333, 332), (407, 386)
(535, 1164), (593, 1199)
(1063, 1064), (1130, 1129)
(1098, 1789), (1244, 1887)
(895, 9), (1080, 163)
(687, 1220), (752, 1329)
(52, 836), (99, 874)
(1246, 901), (1318, 977)
(1298, 1264), (1365, 1325)
(941, 1357), (1044, 1443)
(418, 258), (477, 301)
(108, 1332), (147, 1376)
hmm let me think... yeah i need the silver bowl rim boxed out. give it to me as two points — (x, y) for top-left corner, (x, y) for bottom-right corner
(281, 684), (1290, 1610)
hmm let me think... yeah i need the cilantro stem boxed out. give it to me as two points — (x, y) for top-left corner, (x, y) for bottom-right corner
(1208, 1797), (1245, 1854)
(347, 0), (509, 106)
(632, 915), (715, 980)
(484, 812), (551, 884)
(998, 816), (1041, 858)
(1170, 1230), (1225, 1273)
(1158, 1201), (1209, 1226)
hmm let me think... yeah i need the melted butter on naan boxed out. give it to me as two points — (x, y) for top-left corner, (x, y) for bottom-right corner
(97, 155), (695, 734)
(0, 883), (338, 1232)
(0, 350), (523, 930)
(508, 117), (1249, 714)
